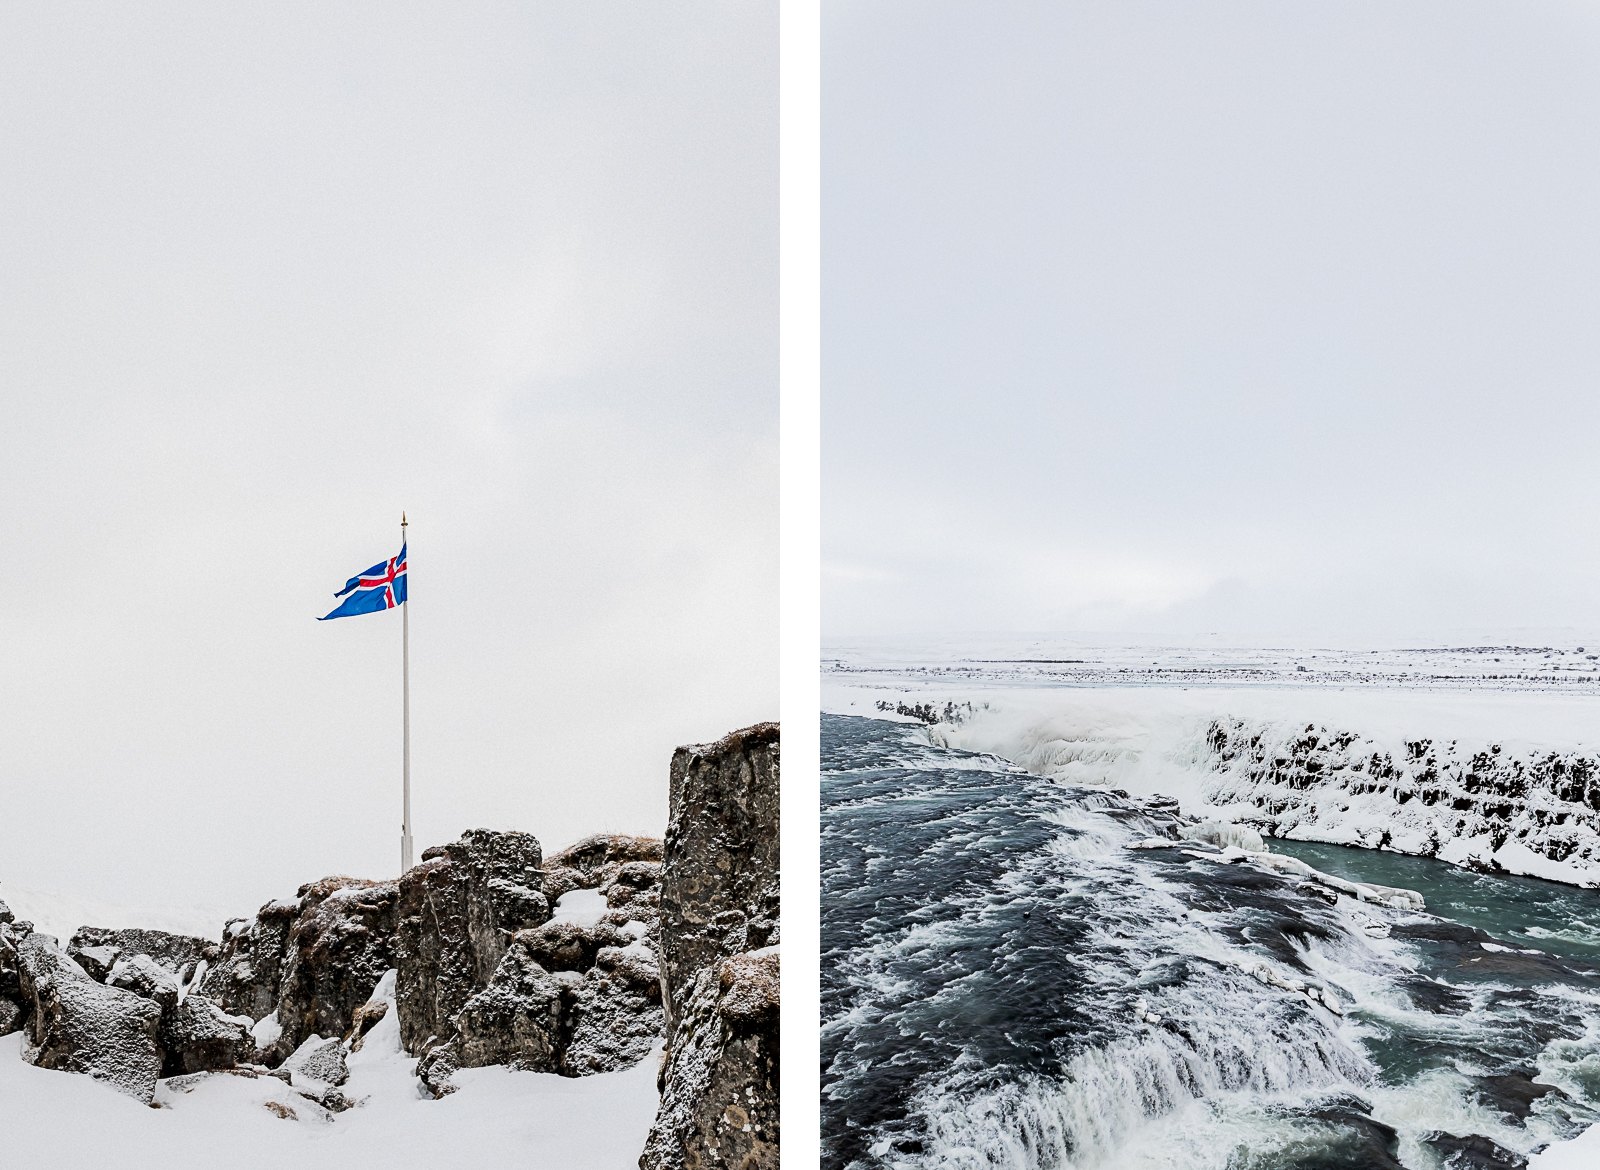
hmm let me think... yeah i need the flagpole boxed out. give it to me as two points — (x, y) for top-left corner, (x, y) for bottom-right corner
(401, 511), (412, 874)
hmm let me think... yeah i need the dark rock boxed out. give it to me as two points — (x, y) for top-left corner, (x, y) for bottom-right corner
(15, 933), (164, 1103)
(564, 940), (664, 1077)
(395, 828), (549, 1054)
(1271, 1094), (1405, 1170)
(642, 721), (780, 1170)
(106, 953), (180, 1011)
(198, 897), (301, 1023)
(543, 834), (664, 905)
(347, 997), (389, 1052)
(416, 1037), (460, 1097)
(515, 918), (632, 974)
(268, 876), (398, 1062)
(1, 917), (29, 1036)
(450, 940), (569, 1074)
(1468, 1072), (1558, 1122)
(283, 1034), (350, 1087)
(67, 925), (218, 987)
(1424, 1132), (1528, 1169)
(159, 993), (253, 1076)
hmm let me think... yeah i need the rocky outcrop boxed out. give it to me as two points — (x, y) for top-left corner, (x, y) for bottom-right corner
(415, 839), (667, 1094)
(15, 933), (164, 1103)
(158, 993), (254, 1076)
(198, 897), (301, 1023)
(394, 829), (549, 1053)
(67, 925), (217, 986)
(1203, 719), (1600, 882)
(542, 835), (664, 903)
(268, 877), (398, 1062)
(1, 901), (32, 1036)
(3, 816), (683, 1109)
(642, 721), (780, 1170)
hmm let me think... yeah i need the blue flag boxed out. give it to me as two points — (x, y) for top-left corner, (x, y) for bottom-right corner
(319, 543), (407, 620)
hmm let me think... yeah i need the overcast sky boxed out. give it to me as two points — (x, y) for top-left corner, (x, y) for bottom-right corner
(0, 3), (774, 926)
(825, 2), (1600, 645)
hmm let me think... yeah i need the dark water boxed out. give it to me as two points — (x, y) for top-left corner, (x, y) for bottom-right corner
(1269, 839), (1600, 968)
(821, 714), (1600, 1170)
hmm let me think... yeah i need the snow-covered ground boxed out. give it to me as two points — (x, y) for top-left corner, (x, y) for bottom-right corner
(0, 967), (662, 1169)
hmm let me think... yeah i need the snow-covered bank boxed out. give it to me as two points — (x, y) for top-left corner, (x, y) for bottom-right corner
(823, 654), (1600, 887)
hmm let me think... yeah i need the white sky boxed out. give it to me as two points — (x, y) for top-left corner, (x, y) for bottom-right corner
(0, 3), (775, 926)
(824, 2), (1600, 645)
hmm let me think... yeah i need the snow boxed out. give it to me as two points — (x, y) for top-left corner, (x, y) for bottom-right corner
(0, 881), (235, 945)
(251, 1011), (282, 1050)
(1530, 1123), (1600, 1169)
(0, 969), (663, 1168)
(550, 888), (610, 926)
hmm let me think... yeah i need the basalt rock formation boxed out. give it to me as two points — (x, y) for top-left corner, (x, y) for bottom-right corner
(1204, 719), (1600, 882)
(641, 721), (781, 1170)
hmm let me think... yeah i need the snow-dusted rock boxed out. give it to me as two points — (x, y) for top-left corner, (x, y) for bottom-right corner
(1, 915), (30, 1036)
(283, 1034), (349, 1088)
(268, 877), (397, 1063)
(643, 721), (780, 1170)
(67, 925), (217, 986)
(107, 951), (180, 998)
(159, 993), (253, 1076)
(453, 941), (566, 1071)
(198, 897), (300, 1023)
(394, 828), (549, 1054)
(563, 941), (663, 1077)
(540, 834), (663, 905)
(15, 933), (164, 1104)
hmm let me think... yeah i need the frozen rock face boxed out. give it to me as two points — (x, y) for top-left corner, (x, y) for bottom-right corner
(67, 925), (217, 986)
(1204, 719), (1600, 882)
(394, 828), (550, 1053)
(268, 876), (398, 1062)
(14, 933), (164, 1104)
(642, 721), (780, 1170)
(198, 897), (300, 1022)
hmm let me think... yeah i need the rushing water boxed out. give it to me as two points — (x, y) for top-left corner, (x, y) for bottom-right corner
(820, 714), (1600, 1170)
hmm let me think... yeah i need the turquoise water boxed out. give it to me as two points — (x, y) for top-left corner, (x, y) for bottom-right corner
(1270, 838), (1600, 968)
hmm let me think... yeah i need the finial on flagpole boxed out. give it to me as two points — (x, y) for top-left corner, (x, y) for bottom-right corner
(402, 511), (407, 528)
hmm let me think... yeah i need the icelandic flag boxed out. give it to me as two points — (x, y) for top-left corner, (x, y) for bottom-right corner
(318, 543), (407, 620)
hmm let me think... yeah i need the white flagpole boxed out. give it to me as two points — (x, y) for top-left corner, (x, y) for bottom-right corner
(401, 511), (413, 874)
